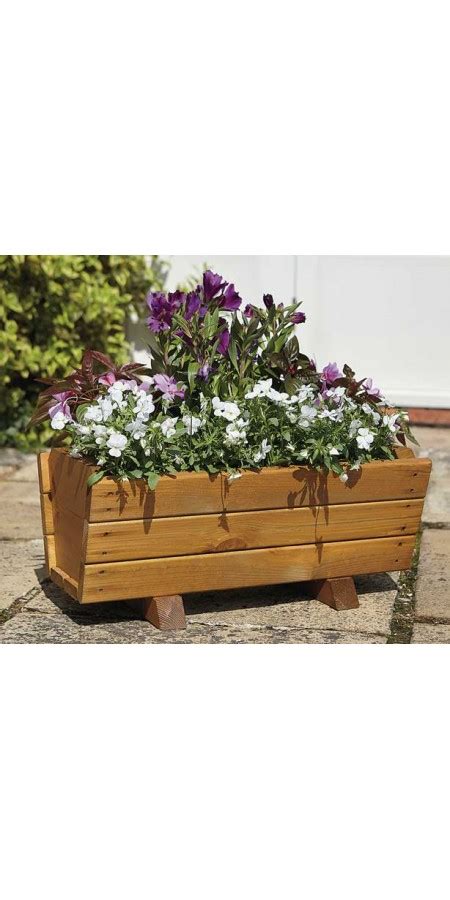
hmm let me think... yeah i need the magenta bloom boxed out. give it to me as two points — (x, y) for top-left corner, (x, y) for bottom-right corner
(321, 362), (343, 385)
(290, 311), (306, 324)
(217, 328), (230, 355)
(363, 378), (383, 399)
(98, 371), (116, 386)
(263, 294), (274, 310)
(153, 373), (185, 401)
(219, 283), (241, 311)
(243, 304), (254, 318)
(49, 391), (74, 421)
(203, 270), (225, 302)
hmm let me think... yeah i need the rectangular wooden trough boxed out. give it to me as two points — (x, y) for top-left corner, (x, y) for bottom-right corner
(38, 447), (432, 629)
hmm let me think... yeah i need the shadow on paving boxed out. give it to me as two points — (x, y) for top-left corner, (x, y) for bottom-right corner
(34, 568), (397, 627)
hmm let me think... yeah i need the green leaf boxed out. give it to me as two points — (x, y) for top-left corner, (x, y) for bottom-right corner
(147, 471), (160, 490)
(87, 469), (106, 488)
(228, 338), (239, 374)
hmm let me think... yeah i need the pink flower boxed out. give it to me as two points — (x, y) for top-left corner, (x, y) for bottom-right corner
(320, 362), (343, 385)
(98, 371), (117, 386)
(153, 373), (185, 401)
(49, 391), (75, 421)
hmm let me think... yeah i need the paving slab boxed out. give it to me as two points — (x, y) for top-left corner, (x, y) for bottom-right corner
(413, 426), (450, 525)
(415, 529), (450, 622)
(0, 568), (395, 642)
(0, 539), (46, 611)
(0, 480), (42, 539)
(9, 460), (39, 482)
(184, 573), (397, 637)
(412, 623), (450, 644)
(0, 611), (386, 644)
(0, 612), (82, 644)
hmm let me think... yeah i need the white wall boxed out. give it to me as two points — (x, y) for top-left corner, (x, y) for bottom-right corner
(130, 256), (450, 408)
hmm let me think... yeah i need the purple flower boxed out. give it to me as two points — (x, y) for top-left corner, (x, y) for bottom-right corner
(49, 391), (74, 421)
(198, 362), (211, 380)
(185, 289), (202, 320)
(203, 270), (225, 301)
(146, 290), (185, 332)
(217, 328), (230, 355)
(219, 283), (241, 311)
(153, 373), (185, 401)
(363, 378), (383, 399)
(290, 311), (306, 324)
(321, 362), (343, 385)
(243, 304), (255, 318)
(263, 294), (274, 310)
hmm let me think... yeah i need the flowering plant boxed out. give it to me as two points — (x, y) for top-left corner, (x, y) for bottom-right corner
(32, 271), (415, 488)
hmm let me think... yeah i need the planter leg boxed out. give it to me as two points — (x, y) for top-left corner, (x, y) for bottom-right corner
(129, 595), (186, 630)
(303, 577), (360, 611)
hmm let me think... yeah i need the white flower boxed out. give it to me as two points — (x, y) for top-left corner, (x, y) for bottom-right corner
(182, 414), (202, 435)
(74, 424), (91, 435)
(362, 403), (381, 424)
(97, 397), (114, 420)
(319, 407), (342, 421)
(212, 397), (241, 421)
(356, 428), (375, 450)
(159, 417), (178, 438)
(224, 423), (247, 446)
(298, 405), (318, 427)
(69, 448), (82, 458)
(245, 378), (273, 399)
(84, 404), (103, 423)
(125, 419), (146, 440)
(328, 447), (340, 456)
(348, 418), (362, 437)
(339, 472), (349, 483)
(107, 431), (127, 457)
(267, 388), (290, 404)
(227, 472), (242, 482)
(50, 411), (70, 430)
(133, 392), (155, 419)
(382, 414), (399, 433)
(253, 439), (272, 463)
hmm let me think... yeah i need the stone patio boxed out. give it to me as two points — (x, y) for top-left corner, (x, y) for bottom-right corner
(1, 428), (449, 643)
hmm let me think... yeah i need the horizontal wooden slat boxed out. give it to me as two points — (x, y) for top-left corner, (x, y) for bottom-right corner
(84, 498), (423, 562)
(80, 534), (416, 602)
(86, 457), (431, 521)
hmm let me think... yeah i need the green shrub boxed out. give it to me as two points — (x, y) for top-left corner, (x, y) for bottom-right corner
(0, 255), (167, 450)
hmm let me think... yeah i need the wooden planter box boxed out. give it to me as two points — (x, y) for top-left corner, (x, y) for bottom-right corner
(38, 447), (431, 630)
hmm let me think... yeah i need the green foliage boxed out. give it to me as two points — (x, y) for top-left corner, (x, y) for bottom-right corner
(0, 255), (166, 450)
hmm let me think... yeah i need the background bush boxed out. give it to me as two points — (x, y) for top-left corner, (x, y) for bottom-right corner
(0, 255), (167, 450)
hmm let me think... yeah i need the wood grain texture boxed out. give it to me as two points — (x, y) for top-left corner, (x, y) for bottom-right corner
(49, 566), (79, 600)
(84, 498), (424, 562)
(303, 576), (360, 610)
(37, 451), (51, 494)
(43, 533), (56, 576)
(79, 534), (416, 603)
(131, 595), (187, 630)
(84, 457), (431, 522)
(40, 492), (55, 535)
